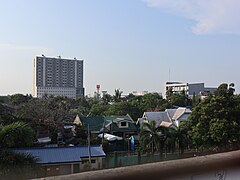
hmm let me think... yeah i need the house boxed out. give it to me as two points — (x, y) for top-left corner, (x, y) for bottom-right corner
(137, 107), (192, 128)
(13, 145), (106, 178)
(76, 115), (138, 152)
(77, 114), (138, 139)
(170, 107), (192, 127)
(102, 114), (138, 140)
(102, 115), (139, 152)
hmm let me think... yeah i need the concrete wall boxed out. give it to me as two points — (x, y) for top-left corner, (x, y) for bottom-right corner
(80, 157), (103, 171)
(45, 150), (240, 180)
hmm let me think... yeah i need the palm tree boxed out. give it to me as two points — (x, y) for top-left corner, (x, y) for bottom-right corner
(0, 121), (36, 148)
(113, 89), (122, 102)
(139, 121), (167, 155)
(167, 125), (189, 155)
(0, 121), (38, 179)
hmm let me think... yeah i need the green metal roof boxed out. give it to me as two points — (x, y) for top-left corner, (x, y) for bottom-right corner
(79, 116), (104, 132)
(79, 115), (136, 133)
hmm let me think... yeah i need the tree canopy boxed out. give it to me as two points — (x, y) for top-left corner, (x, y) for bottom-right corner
(188, 83), (240, 150)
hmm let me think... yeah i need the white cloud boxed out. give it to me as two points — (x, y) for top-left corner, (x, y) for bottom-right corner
(143, 0), (240, 35)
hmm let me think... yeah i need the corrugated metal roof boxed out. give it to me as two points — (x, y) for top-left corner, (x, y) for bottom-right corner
(13, 145), (105, 164)
(79, 116), (105, 132)
(144, 112), (172, 127)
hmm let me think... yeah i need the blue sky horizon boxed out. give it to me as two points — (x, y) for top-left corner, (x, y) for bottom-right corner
(1, 0), (240, 96)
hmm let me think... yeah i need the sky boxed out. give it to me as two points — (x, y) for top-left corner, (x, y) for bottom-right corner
(1, 0), (240, 96)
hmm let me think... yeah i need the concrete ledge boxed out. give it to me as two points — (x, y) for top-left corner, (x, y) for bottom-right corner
(46, 150), (240, 180)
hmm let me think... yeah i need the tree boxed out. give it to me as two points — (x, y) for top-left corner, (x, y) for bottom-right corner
(167, 125), (189, 155)
(89, 103), (109, 116)
(0, 122), (38, 179)
(102, 93), (112, 105)
(188, 83), (240, 150)
(0, 150), (39, 179)
(167, 90), (189, 108)
(73, 96), (92, 116)
(0, 103), (16, 125)
(0, 121), (36, 148)
(141, 93), (168, 111)
(139, 121), (167, 155)
(10, 94), (32, 105)
(214, 83), (235, 97)
(105, 102), (141, 120)
(113, 89), (122, 102)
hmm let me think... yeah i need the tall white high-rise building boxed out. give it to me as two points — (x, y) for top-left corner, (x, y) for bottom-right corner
(33, 55), (84, 99)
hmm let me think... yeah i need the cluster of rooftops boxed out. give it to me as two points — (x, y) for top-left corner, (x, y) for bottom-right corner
(14, 107), (191, 165)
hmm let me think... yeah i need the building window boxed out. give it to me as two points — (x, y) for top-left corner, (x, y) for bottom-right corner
(120, 122), (127, 127)
(81, 160), (89, 164)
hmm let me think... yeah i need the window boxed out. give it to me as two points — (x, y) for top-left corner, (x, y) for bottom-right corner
(81, 159), (96, 164)
(81, 160), (89, 164)
(120, 122), (127, 127)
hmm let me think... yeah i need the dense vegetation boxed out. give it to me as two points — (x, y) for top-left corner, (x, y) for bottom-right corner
(187, 83), (240, 151)
(0, 122), (38, 179)
(1, 83), (240, 155)
(0, 90), (188, 128)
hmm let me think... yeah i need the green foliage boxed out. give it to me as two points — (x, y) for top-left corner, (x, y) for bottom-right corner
(0, 103), (16, 125)
(141, 93), (168, 111)
(10, 94), (32, 105)
(214, 83), (235, 97)
(102, 93), (112, 105)
(90, 103), (109, 116)
(188, 83), (240, 149)
(105, 102), (141, 120)
(0, 122), (38, 178)
(0, 96), (10, 103)
(0, 121), (36, 148)
(167, 125), (189, 154)
(139, 121), (167, 153)
(0, 150), (39, 179)
(113, 89), (123, 102)
(167, 93), (189, 107)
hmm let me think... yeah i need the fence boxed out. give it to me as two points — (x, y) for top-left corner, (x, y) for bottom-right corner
(102, 151), (195, 169)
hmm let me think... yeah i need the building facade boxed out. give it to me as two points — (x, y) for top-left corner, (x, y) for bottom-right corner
(13, 145), (106, 178)
(164, 82), (216, 98)
(33, 55), (84, 99)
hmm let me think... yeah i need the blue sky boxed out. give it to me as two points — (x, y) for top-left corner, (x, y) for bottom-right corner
(1, 0), (240, 96)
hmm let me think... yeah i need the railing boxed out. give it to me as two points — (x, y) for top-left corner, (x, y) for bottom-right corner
(45, 150), (240, 180)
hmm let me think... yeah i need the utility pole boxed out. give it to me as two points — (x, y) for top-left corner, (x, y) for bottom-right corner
(102, 119), (105, 145)
(88, 124), (92, 167)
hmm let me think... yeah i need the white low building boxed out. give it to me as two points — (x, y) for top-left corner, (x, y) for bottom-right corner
(164, 82), (216, 99)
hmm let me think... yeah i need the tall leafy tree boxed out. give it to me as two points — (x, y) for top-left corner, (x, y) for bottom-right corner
(10, 94), (32, 105)
(141, 93), (168, 111)
(188, 83), (240, 150)
(105, 101), (141, 120)
(89, 103), (109, 116)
